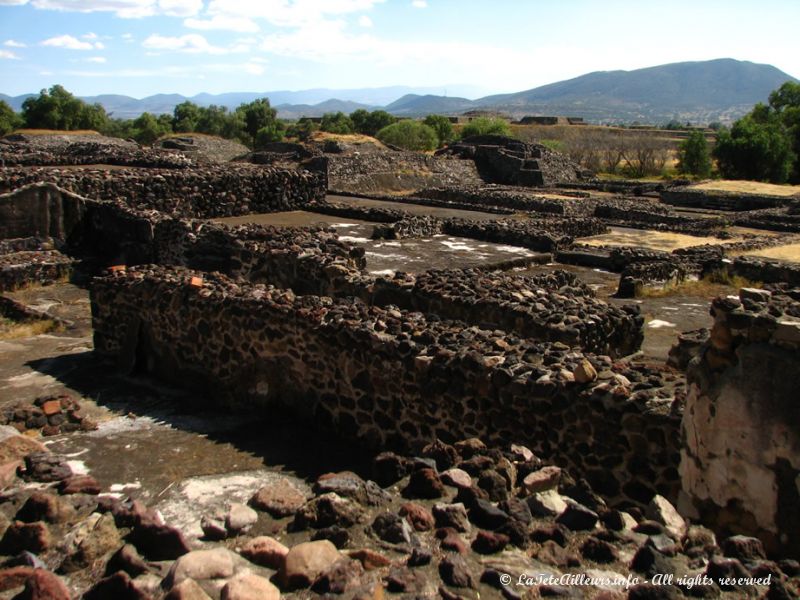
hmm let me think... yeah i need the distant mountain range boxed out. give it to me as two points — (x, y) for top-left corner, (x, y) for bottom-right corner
(2, 59), (797, 124)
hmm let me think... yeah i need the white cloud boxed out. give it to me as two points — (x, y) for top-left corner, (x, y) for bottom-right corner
(82, 32), (98, 39)
(358, 15), (372, 27)
(157, 0), (202, 17)
(0, 49), (20, 59)
(411, 0), (427, 7)
(4, 40), (27, 48)
(1, 0), (201, 18)
(94, 41), (105, 49)
(65, 61), (265, 78)
(205, 0), (386, 28)
(86, 56), (107, 62)
(142, 33), (248, 54)
(184, 15), (260, 33)
(41, 34), (94, 50)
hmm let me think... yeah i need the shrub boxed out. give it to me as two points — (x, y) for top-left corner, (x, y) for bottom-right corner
(677, 130), (712, 178)
(423, 114), (454, 146)
(320, 112), (354, 134)
(0, 100), (21, 136)
(713, 107), (794, 183)
(376, 120), (438, 151)
(351, 109), (397, 136)
(21, 84), (108, 131)
(459, 117), (511, 138)
(132, 112), (172, 145)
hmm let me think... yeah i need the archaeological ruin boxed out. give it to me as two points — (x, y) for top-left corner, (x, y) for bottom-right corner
(1, 132), (799, 599)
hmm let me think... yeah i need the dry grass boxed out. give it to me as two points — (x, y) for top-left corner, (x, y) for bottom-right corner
(580, 228), (740, 252)
(743, 242), (800, 262)
(11, 129), (101, 136)
(309, 131), (387, 147)
(693, 180), (800, 197)
(0, 317), (59, 340)
(639, 271), (759, 298)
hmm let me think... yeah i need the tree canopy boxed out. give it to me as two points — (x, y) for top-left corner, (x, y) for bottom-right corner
(21, 85), (109, 131)
(320, 112), (354, 134)
(677, 130), (712, 178)
(376, 120), (438, 151)
(0, 100), (21, 136)
(423, 114), (454, 147)
(459, 117), (512, 139)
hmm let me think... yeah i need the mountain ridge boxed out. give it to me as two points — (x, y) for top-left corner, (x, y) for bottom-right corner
(1, 59), (797, 124)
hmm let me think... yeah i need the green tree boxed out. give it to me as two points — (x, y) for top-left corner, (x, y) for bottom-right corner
(238, 98), (282, 147)
(320, 111), (354, 134)
(285, 117), (318, 141)
(349, 109), (370, 134)
(21, 84), (108, 130)
(254, 123), (284, 149)
(132, 112), (172, 145)
(459, 116), (512, 138)
(423, 114), (454, 146)
(713, 105), (795, 183)
(195, 104), (230, 137)
(376, 120), (438, 151)
(0, 100), (21, 135)
(172, 101), (201, 132)
(768, 81), (800, 182)
(360, 110), (396, 136)
(677, 130), (712, 178)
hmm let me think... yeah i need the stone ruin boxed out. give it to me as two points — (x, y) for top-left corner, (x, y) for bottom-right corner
(2, 137), (800, 597)
(435, 135), (591, 186)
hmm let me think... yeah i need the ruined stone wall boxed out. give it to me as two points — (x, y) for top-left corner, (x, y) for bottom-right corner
(91, 265), (682, 509)
(662, 188), (796, 211)
(731, 256), (800, 288)
(368, 269), (643, 357)
(679, 290), (800, 557)
(0, 164), (325, 218)
(0, 183), (87, 241)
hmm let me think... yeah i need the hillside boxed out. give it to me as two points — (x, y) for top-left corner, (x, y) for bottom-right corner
(2, 59), (797, 124)
(474, 58), (798, 123)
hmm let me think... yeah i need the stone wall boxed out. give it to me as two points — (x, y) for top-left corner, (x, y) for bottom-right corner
(0, 183), (86, 241)
(435, 136), (589, 186)
(679, 289), (800, 557)
(371, 269), (643, 357)
(91, 265), (682, 509)
(0, 250), (74, 292)
(0, 164), (325, 218)
(662, 187), (797, 211)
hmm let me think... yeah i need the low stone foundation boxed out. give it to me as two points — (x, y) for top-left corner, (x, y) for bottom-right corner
(368, 269), (643, 357)
(91, 265), (682, 509)
(0, 164), (325, 219)
(662, 187), (797, 211)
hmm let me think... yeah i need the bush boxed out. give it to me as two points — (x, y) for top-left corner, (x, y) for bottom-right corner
(21, 84), (109, 131)
(376, 120), (438, 151)
(677, 130), (712, 178)
(459, 117), (512, 138)
(351, 109), (396, 136)
(423, 114), (454, 146)
(320, 112), (354, 134)
(241, 98), (282, 147)
(713, 107), (794, 183)
(132, 112), (172, 145)
(285, 117), (319, 141)
(254, 123), (284, 149)
(0, 100), (21, 136)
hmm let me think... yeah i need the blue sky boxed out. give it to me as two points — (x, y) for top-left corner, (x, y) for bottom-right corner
(1, 0), (799, 98)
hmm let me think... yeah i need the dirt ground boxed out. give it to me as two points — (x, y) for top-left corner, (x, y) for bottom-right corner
(579, 226), (739, 251)
(692, 180), (800, 196)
